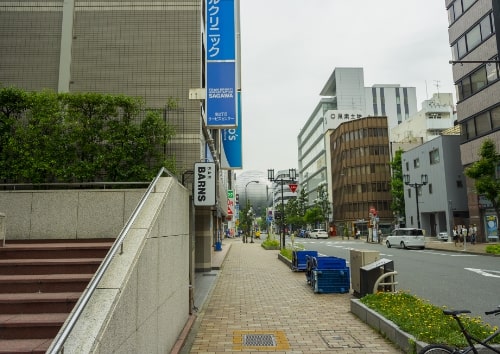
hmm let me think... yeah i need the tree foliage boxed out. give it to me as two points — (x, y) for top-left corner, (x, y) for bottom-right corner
(0, 86), (176, 183)
(465, 139), (500, 221)
(315, 184), (331, 229)
(390, 148), (405, 223)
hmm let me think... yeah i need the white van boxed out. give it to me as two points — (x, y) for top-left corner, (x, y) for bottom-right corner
(386, 228), (425, 249)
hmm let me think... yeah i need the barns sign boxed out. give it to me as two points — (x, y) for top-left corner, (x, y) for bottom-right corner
(194, 162), (216, 206)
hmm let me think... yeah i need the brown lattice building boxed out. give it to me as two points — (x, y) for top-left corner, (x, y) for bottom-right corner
(327, 116), (393, 237)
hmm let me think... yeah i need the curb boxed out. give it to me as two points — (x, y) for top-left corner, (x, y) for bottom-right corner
(350, 299), (427, 353)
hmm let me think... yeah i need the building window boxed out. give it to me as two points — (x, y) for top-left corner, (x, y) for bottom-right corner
(413, 158), (420, 168)
(480, 15), (493, 39)
(407, 188), (412, 198)
(452, 12), (495, 60)
(429, 149), (440, 164)
(487, 60), (499, 83)
(381, 87), (386, 116)
(491, 106), (500, 129)
(466, 119), (476, 139)
(475, 112), (491, 136)
(428, 183), (433, 194)
(405, 161), (409, 171)
(471, 67), (487, 92)
(457, 179), (463, 188)
(466, 25), (481, 52)
(372, 87), (378, 116)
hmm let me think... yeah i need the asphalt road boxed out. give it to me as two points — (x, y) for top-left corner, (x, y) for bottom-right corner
(290, 237), (500, 329)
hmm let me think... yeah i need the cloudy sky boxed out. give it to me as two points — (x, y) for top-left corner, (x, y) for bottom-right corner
(237, 0), (454, 175)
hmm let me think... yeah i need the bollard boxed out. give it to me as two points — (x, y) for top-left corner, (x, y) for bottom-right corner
(0, 212), (5, 247)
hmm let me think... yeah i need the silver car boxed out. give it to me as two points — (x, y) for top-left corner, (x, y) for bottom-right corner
(386, 228), (425, 249)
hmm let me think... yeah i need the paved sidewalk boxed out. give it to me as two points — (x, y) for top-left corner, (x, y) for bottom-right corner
(181, 238), (403, 353)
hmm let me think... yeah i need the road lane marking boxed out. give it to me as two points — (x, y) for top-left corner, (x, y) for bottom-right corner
(465, 268), (500, 278)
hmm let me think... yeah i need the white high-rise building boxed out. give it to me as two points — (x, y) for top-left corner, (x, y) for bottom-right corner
(298, 67), (418, 206)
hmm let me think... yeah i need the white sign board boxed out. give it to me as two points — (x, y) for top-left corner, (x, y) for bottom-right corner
(194, 162), (216, 206)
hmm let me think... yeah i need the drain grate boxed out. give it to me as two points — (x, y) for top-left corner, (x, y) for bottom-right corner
(243, 334), (276, 347)
(233, 330), (290, 350)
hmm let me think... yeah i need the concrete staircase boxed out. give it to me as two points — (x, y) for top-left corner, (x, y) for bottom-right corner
(0, 240), (113, 354)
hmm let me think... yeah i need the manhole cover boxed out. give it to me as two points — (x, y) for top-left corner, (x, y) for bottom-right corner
(243, 334), (276, 347)
(318, 330), (364, 349)
(233, 330), (290, 351)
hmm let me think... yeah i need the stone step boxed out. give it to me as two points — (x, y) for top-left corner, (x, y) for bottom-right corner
(0, 273), (93, 293)
(0, 240), (113, 260)
(0, 292), (81, 314)
(0, 338), (51, 354)
(0, 258), (103, 275)
(0, 313), (67, 339)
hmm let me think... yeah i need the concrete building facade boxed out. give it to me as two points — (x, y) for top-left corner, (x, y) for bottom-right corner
(0, 1), (234, 272)
(446, 0), (500, 240)
(402, 135), (469, 238)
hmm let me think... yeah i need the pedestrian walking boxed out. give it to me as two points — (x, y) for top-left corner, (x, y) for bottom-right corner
(471, 224), (477, 245)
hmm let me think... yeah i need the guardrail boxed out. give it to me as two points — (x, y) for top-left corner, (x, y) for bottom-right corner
(47, 167), (175, 354)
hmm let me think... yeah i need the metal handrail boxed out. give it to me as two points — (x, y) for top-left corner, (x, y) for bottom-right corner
(48, 167), (175, 354)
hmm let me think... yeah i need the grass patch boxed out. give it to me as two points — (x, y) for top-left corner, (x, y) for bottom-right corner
(361, 291), (500, 347)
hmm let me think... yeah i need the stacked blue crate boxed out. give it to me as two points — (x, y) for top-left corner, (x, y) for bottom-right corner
(312, 268), (350, 293)
(291, 250), (318, 271)
(307, 256), (350, 294)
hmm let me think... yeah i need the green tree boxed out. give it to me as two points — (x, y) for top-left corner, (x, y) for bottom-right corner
(390, 148), (405, 225)
(284, 197), (301, 232)
(316, 184), (331, 230)
(304, 206), (323, 227)
(296, 187), (308, 227)
(465, 139), (500, 223)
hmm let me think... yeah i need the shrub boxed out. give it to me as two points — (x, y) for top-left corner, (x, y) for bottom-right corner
(261, 238), (280, 250)
(486, 244), (500, 255)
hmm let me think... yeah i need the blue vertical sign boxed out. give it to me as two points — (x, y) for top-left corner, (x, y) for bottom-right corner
(206, 0), (237, 128)
(221, 91), (242, 169)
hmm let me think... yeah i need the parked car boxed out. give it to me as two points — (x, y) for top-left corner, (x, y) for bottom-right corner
(310, 229), (329, 239)
(437, 231), (448, 241)
(386, 228), (425, 249)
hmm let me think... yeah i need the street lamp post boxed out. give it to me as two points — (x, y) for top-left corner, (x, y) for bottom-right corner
(244, 180), (259, 243)
(403, 174), (428, 229)
(247, 207), (254, 243)
(267, 168), (297, 249)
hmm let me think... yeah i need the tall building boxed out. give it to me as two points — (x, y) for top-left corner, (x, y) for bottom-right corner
(298, 67), (418, 206)
(327, 116), (393, 236)
(446, 0), (500, 241)
(0, 1), (236, 270)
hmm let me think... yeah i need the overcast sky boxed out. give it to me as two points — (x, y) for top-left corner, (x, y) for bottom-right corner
(237, 0), (454, 176)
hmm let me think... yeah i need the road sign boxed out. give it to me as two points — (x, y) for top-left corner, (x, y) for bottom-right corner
(289, 183), (298, 193)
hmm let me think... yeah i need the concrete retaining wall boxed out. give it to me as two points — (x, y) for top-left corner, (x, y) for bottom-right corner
(0, 189), (144, 240)
(63, 177), (190, 353)
(2, 178), (190, 353)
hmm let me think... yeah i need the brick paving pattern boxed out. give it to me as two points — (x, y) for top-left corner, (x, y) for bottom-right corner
(185, 239), (403, 353)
